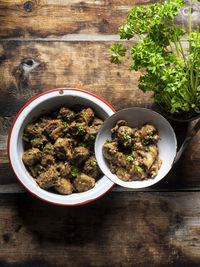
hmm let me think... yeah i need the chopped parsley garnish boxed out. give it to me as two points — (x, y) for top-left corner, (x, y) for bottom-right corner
(37, 142), (44, 149)
(76, 126), (84, 135)
(91, 160), (97, 166)
(39, 165), (43, 170)
(28, 151), (32, 155)
(136, 166), (143, 172)
(30, 139), (36, 144)
(79, 142), (86, 147)
(123, 141), (128, 147)
(126, 155), (134, 162)
(75, 112), (80, 118)
(62, 121), (67, 127)
(106, 139), (111, 143)
(143, 140), (150, 146)
(66, 133), (71, 137)
(47, 145), (52, 150)
(124, 132), (131, 140)
(72, 168), (79, 177)
(34, 123), (39, 128)
(90, 134), (95, 140)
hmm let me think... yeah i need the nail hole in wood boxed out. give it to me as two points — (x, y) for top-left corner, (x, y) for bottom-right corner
(25, 59), (34, 66)
(24, 1), (33, 12)
(59, 90), (64, 95)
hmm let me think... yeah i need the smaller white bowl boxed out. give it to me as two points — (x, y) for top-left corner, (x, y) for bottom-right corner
(8, 88), (115, 205)
(95, 107), (177, 189)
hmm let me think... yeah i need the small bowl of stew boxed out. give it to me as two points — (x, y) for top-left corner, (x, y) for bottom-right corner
(95, 107), (177, 189)
(8, 88), (115, 205)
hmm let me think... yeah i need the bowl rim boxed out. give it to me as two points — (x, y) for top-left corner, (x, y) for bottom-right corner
(95, 107), (177, 189)
(8, 88), (116, 206)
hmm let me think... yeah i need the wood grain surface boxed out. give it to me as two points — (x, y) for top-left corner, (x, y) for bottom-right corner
(0, 192), (200, 267)
(0, 0), (199, 39)
(0, 0), (200, 266)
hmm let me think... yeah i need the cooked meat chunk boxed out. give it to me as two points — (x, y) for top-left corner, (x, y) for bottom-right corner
(116, 167), (131, 181)
(102, 142), (118, 160)
(117, 126), (134, 147)
(36, 166), (60, 189)
(55, 178), (73, 195)
(43, 142), (55, 156)
(114, 152), (127, 167)
(24, 123), (44, 138)
(45, 120), (62, 136)
(92, 118), (103, 127)
(22, 148), (42, 166)
(69, 122), (86, 136)
(111, 120), (128, 138)
(41, 154), (55, 166)
(134, 142), (144, 150)
(139, 124), (157, 137)
(83, 156), (101, 179)
(84, 117), (103, 141)
(54, 138), (73, 160)
(149, 158), (162, 177)
(73, 173), (95, 192)
(29, 135), (48, 149)
(56, 162), (71, 177)
(50, 124), (65, 140)
(78, 108), (94, 125)
(29, 164), (44, 178)
(73, 147), (90, 164)
(58, 107), (75, 122)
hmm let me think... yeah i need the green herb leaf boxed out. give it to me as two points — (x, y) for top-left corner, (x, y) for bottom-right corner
(108, 44), (127, 65)
(126, 155), (134, 162)
(30, 139), (36, 144)
(62, 121), (67, 127)
(123, 141), (128, 147)
(91, 160), (97, 166)
(76, 126), (84, 135)
(72, 168), (79, 177)
(106, 139), (111, 143)
(79, 142), (86, 147)
(136, 166), (143, 172)
(90, 134), (95, 140)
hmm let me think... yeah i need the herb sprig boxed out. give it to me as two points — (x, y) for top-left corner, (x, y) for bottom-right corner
(109, 0), (200, 115)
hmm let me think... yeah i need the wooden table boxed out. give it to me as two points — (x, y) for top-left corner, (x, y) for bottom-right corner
(0, 1), (200, 266)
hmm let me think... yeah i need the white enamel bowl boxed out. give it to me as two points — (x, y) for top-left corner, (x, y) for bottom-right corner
(95, 107), (177, 189)
(8, 88), (115, 205)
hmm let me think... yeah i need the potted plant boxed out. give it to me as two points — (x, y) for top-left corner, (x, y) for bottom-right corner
(109, 0), (200, 121)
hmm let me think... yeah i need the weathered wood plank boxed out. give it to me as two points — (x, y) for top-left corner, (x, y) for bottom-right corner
(0, 0), (199, 40)
(0, 40), (153, 116)
(0, 40), (191, 116)
(0, 0), (159, 39)
(0, 192), (200, 266)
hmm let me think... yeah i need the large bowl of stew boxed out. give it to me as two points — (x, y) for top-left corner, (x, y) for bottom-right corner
(8, 88), (115, 205)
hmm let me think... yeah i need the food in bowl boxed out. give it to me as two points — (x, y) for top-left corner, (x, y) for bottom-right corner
(102, 120), (162, 181)
(22, 105), (104, 194)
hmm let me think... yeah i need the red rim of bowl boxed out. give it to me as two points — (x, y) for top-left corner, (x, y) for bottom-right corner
(7, 88), (116, 206)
